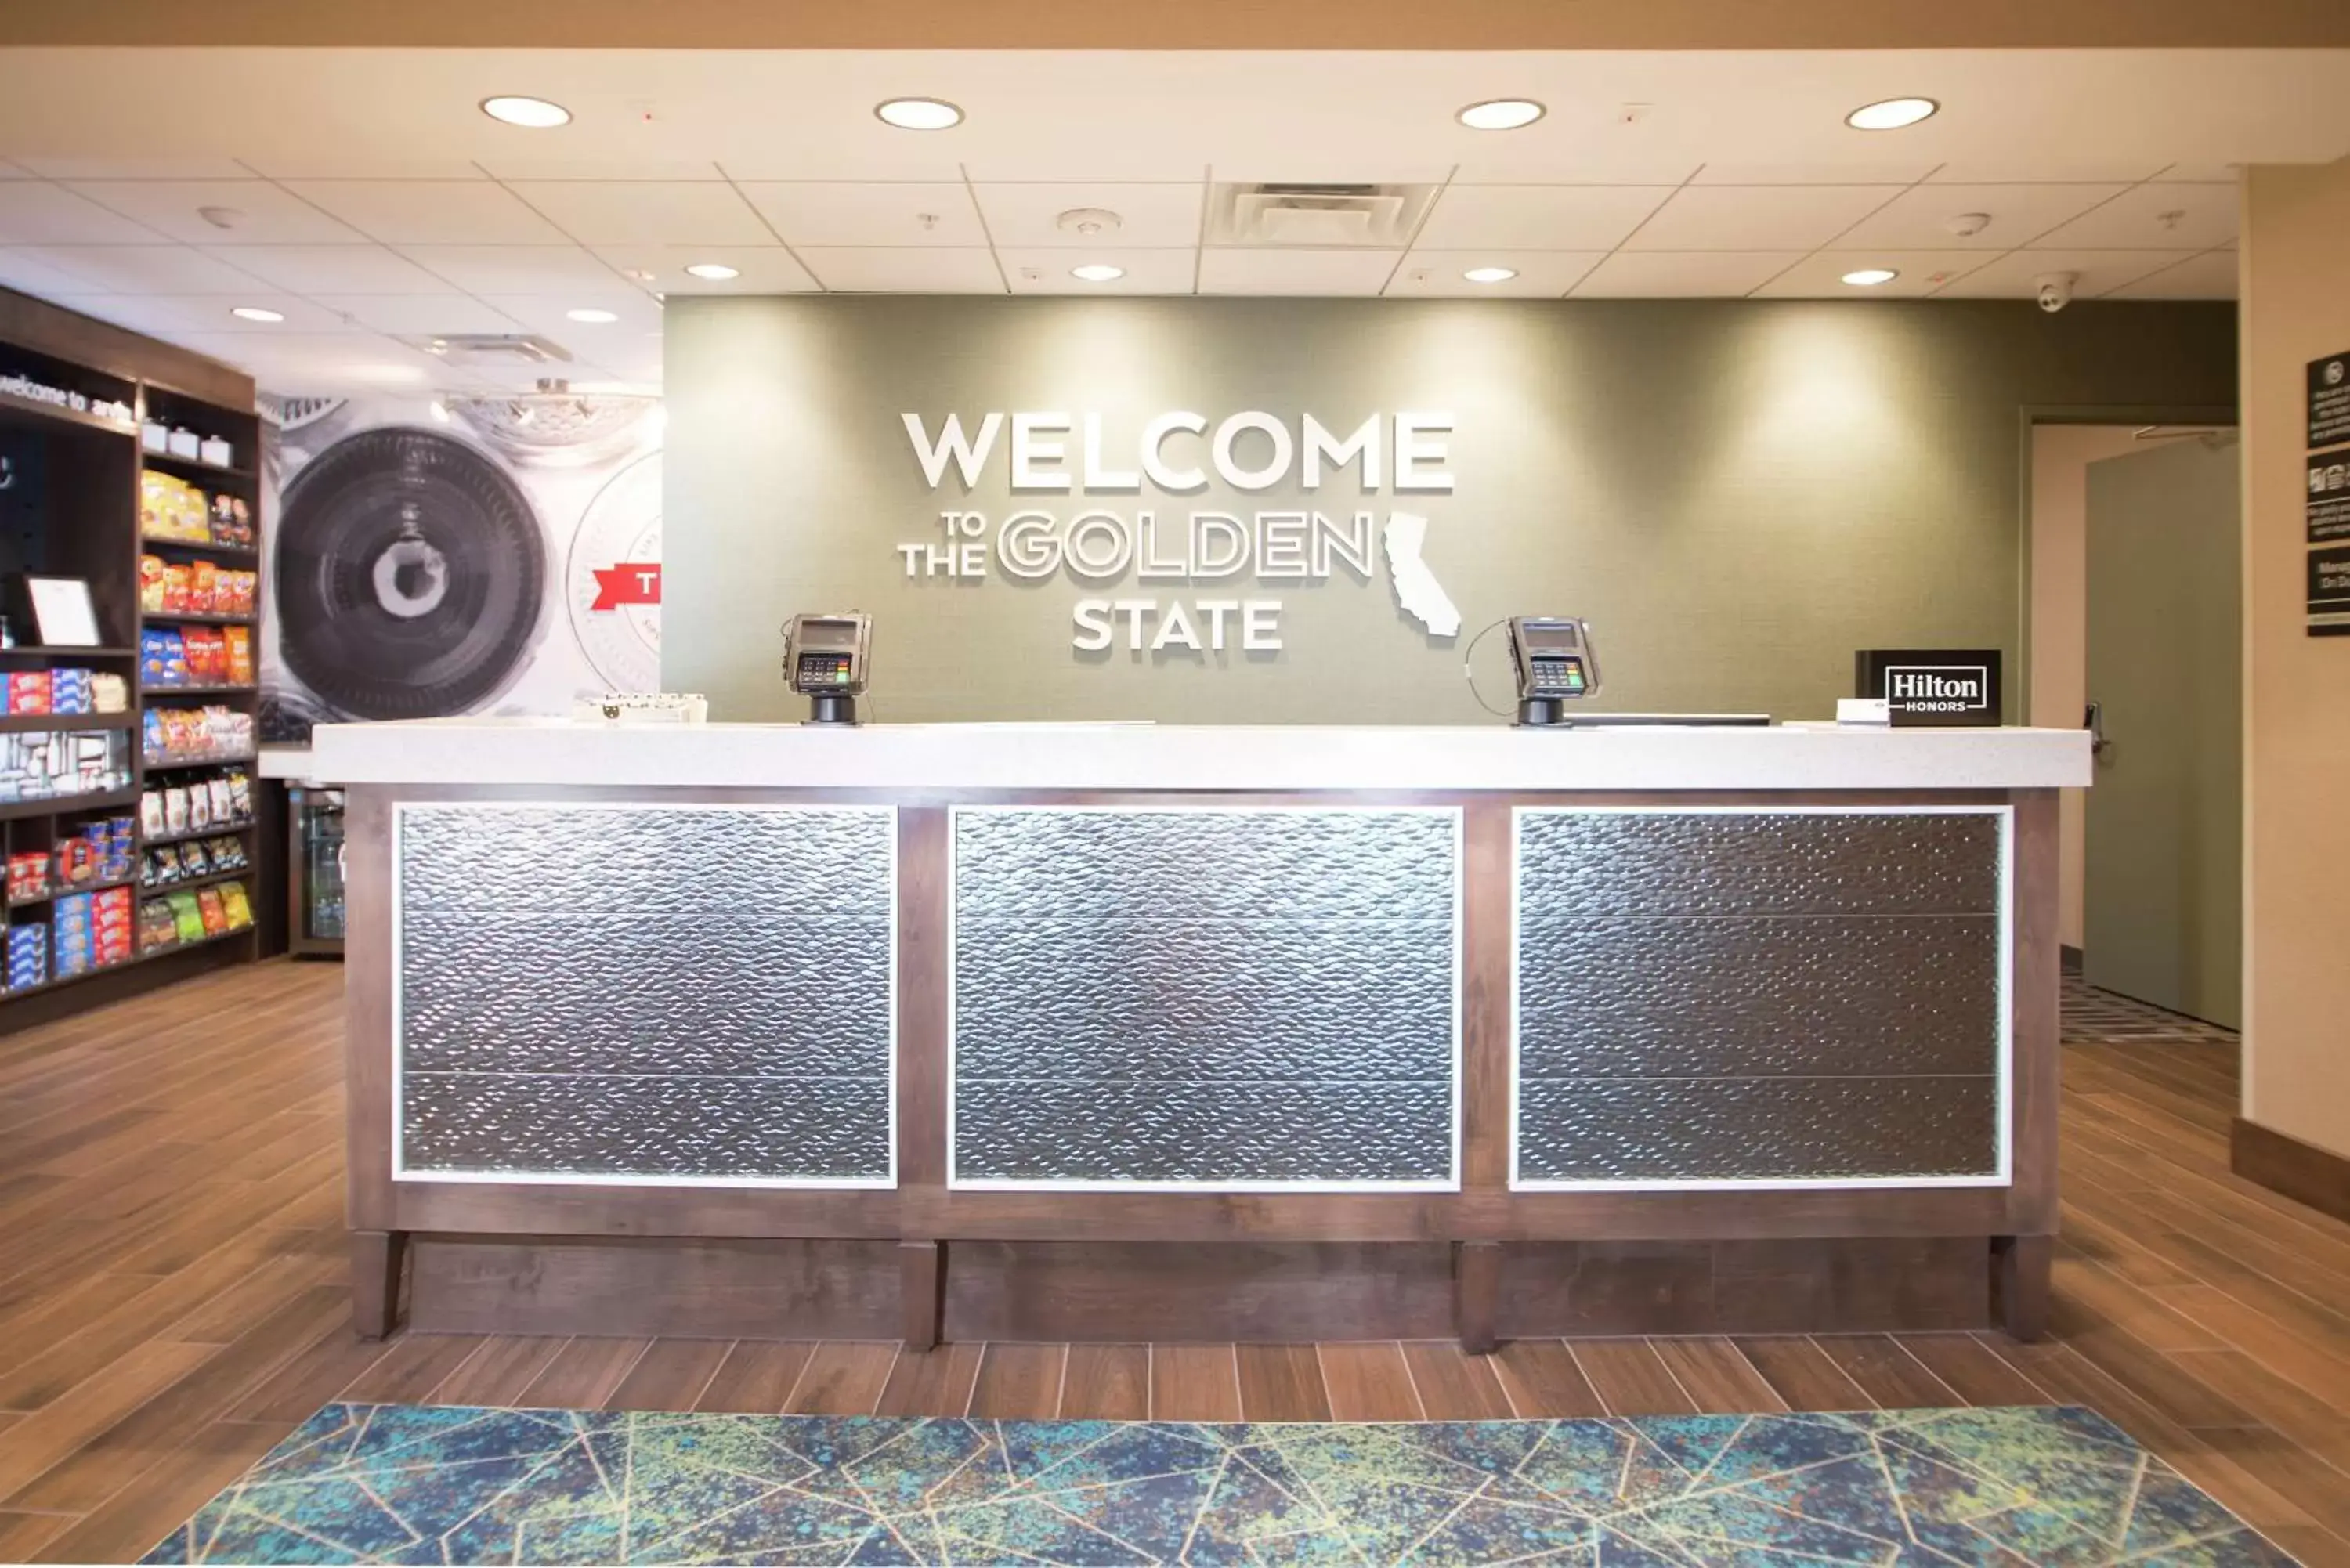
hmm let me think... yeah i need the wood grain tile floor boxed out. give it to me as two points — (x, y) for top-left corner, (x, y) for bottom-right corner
(2, 963), (2347, 1564)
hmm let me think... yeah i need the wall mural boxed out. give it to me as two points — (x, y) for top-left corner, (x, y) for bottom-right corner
(257, 390), (663, 743)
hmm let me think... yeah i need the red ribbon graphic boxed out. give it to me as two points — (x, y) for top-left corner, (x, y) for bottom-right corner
(590, 562), (662, 611)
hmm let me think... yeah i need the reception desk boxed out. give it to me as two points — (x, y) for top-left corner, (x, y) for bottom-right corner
(312, 719), (2087, 1347)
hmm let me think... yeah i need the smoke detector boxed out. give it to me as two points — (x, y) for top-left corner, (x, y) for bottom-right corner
(1944, 211), (1992, 238)
(1055, 208), (1123, 238)
(1206, 182), (1439, 247)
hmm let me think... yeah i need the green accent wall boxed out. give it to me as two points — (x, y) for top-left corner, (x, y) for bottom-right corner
(664, 294), (2235, 724)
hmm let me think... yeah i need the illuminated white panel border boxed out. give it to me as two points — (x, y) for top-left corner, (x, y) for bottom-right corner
(389, 800), (899, 1190)
(946, 803), (1464, 1194)
(1507, 803), (2014, 1194)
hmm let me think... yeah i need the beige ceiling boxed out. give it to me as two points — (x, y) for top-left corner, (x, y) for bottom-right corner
(1, 45), (2341, 395)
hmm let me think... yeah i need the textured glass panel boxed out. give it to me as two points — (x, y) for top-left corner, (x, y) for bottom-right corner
(1517, 811), (2000, 918)
(953, 808), (1459, 1185)
(401, 1074), (890, 1180)
(397, 804), (893, 1182)
(956, 809), (1456, 921)
(954, 916), (1454, 1082)
(1513, 808), (2005, 1185)
(1517, 915), (1999, 1079)
(956, 1080), (1452, 1184)
(1517, 1078), (1999, 1183)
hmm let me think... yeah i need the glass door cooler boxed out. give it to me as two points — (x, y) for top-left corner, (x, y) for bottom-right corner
(287, 785), (345, 957)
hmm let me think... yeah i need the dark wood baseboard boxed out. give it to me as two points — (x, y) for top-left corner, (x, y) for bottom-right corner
(2061, 944), (2084, 974)
(403, 1236), (1995, 1341)
(2232, 1116), (2350, 1225)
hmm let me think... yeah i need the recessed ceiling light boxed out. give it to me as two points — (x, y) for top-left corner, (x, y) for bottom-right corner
(1457, 99), (1546, 132)
(875, 97), (964, 131)
(229, 305), (284, 323)
(1845, 97), (1938, 131)
(1070, 263), (1126, 283)
(566, 307), (620, 323)
(684, 262), (741, 281)
(480, 95), (572, 129)
(1462, 266), (1518, 284)
(1841, 267), (1900, 287)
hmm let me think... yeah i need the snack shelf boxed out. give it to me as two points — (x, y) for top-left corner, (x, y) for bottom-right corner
(140, 819), (256, 849)
(141, 612), (255, 627)
(6, 872), (139, 909)
(0, 954), (137, 1000)
(143, 751), (258, 771)
(140, 685), (256, 699)
(0, 713), (136, 734)
(0, 788), (141, 824)
(137, 865), (252, 899)
(142, 451), (255, 483)
(0, 646), (137, 660)
(139, 536), (258, 562)
(138, 921), (257, 960)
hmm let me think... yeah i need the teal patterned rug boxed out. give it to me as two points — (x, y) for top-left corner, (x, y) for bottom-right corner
(143, 1401), (2291, 1565)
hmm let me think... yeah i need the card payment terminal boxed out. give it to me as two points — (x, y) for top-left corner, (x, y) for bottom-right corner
(1506, 616), (1600, 727)
(783, 612), (872, 725)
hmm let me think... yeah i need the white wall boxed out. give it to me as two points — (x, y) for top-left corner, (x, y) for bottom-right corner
(2030, 424), (2146, 953)
(2242, 161), (2350, 1160)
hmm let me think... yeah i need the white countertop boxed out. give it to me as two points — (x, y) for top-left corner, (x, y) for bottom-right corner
(299, 718), (2092, 793)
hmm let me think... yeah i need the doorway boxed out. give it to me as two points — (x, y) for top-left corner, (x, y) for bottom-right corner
(2081, 433), (2243, 1027)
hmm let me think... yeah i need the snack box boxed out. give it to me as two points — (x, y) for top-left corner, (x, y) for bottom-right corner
(92, 674), (130, 714)
(7, 672), (50, 715)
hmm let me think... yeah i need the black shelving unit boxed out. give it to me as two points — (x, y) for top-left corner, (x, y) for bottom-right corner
(2, 298), (265, 1028)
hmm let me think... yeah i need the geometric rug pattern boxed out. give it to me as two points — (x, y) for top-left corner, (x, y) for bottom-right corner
(141, 1401), (2294, 1565)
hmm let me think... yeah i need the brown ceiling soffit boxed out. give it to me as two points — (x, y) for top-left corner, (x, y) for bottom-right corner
(10, 0), (2350, 49)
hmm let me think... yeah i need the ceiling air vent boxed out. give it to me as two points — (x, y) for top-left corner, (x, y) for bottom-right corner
(1206, 182), (1439, 248)
(396, 334), (574, 367)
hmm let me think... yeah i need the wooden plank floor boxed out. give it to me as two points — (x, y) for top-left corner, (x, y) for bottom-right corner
(2, 962), (2347, 1565)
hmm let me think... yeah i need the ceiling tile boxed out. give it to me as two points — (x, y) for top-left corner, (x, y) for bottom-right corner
(170, 331), (443, 390)
(1386, 251), (1604, 297)
(1570, 251), (1802, 297)
(197, 244), (459, 294)
(737, 183), (986, 247)
(504, 180), (773, 247)
(1928, 162), (2168, 185)
(2152, 163), (2241, 185)
(239, 156), (490, 180)
(972, 183), (1203, 249)
(396, 244), (631, 294)
(305, 296), (533, 335)
(0, 160), (37, 179)
(52, 293), (347, 334)
(0, 182), (164, 244)
(1690, 164), (1932, 186)
(282, 181), (568, 245)
(13, 157), (257, 180)
(1450, 161), (1705, 188)
(0, 246), (108, 296)
(1834, 182), (2129, 251)
(998, 247), (1196, 294)
(63, 179), (367, 246)
(1623, 186), (1896, 251)
(1412, 186), (1673, 251)
(1932, 248), (2199, 300)
(584, 244), (817, 293)
(1197, 248), (1401, 296)
(2030, 182), (2237, 251)
(474, 293), (667, 339)
(794, 247), (1005, 292)
(2102, 251), (2238, 300)
(475, 157), (727, 182)
(1753, 251), (1997, 298)
(20, 244), (278, 294)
